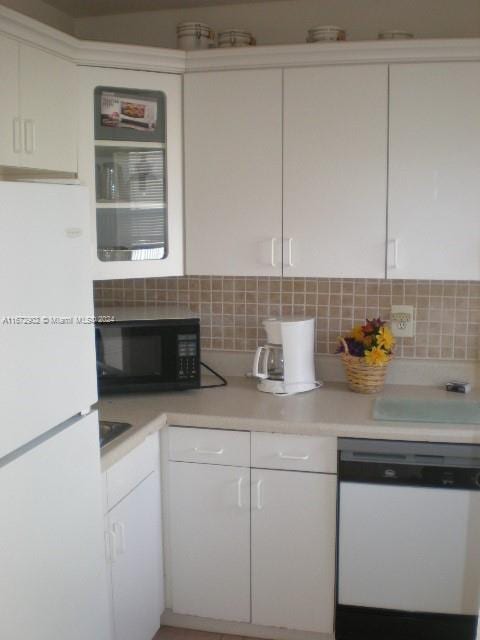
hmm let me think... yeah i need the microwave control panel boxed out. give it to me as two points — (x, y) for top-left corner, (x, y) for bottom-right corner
(177, 333), (199, 381)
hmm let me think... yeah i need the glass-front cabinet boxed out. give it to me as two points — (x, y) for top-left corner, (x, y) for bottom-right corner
(79, 68), (183, 279)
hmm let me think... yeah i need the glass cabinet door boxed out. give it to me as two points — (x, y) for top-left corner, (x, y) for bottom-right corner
(94, 87), (168, 262)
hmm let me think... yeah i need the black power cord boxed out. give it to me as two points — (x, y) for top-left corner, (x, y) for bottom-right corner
(200, 361), (228, 389)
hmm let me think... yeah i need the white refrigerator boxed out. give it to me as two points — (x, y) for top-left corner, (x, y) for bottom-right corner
(0, 182), (110, 640)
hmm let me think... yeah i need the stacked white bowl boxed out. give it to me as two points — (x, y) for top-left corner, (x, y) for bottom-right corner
(306, 25), (346, 42)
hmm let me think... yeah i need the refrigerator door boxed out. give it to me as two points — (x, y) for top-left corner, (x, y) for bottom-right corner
(0, 411), (110, 640)
(0, 182), (98, 458)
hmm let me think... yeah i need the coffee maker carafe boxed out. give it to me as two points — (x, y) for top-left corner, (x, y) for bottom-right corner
(252, 317), (320, 395)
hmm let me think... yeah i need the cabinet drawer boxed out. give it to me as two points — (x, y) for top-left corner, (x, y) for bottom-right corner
(105, 434), (159, 510)
(251, 432), (337, 473)
(169, 427), (250, 467)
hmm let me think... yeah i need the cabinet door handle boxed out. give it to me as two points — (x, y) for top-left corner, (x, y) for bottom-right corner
(109, 528), (117, 563)
(23, 119), (36, 154)
(278, 452), (310, 461)
(193, 446), (224, 456)
(388, 238), (399, 270)
(287, 238), (293, 267)
(270, 238), (277, 267)
(13, 118), (22, 153)
(104, 531), (112, 563)
(237, 477), (243, 508)
(255, 479), (263, 510)
(112, 522), (126, 554)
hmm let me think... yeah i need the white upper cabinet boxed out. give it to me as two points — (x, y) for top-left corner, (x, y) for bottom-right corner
(78, 66), (183, 280)
(185, 69), (283, 276)
(0, 34), (76, 173)
(283, 65), (388, 278)
(19, 44), (77, 173)
(388, 62), (480, 280)
(0, 34), (20, 168)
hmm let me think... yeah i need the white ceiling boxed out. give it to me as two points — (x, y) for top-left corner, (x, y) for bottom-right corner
(42, 0), (277, 17)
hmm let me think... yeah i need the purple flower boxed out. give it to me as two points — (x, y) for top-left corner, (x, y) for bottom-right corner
(337, 336), (365, 357)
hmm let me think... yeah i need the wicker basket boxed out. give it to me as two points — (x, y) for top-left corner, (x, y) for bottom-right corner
(340, 338), (391, 394)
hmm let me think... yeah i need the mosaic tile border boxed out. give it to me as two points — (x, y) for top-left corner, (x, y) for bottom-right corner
(94, 277), (480, 361)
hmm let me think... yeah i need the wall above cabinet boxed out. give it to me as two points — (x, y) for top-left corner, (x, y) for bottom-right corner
(3, 5), (480, 77)
(184, 38), (480, 72)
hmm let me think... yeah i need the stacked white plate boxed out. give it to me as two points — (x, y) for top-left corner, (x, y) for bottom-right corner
(177, 22), (216, 50)
(218, 29), (256, 47)
(306, 25), (346, 42)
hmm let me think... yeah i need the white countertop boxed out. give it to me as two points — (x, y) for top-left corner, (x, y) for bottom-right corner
(98, 377), (480, 470)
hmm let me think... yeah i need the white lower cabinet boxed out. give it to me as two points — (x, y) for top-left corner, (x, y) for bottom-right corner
(251, 468), (337, 633)
(108, 471), (163, 640)
(168, 461), (251, 621)
(167, 427), (337, 634)
(104, 435), (164, 640)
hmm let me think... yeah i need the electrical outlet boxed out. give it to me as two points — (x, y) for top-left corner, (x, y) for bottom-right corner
(391, 305), (415, 338)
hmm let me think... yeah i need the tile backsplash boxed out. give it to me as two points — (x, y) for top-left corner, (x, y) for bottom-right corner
(94, 277), (480, 361)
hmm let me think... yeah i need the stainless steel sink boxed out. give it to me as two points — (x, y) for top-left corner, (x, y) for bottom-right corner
(99, 420), (132, 448)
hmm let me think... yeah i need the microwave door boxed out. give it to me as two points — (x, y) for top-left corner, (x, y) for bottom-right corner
(96, 326), (127, 379)
(125, 328), (164, 377)
(97, 323), (176, 383)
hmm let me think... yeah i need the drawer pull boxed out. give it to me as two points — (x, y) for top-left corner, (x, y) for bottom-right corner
(278, 452), (310, 461)
(193, 447), (224, 456)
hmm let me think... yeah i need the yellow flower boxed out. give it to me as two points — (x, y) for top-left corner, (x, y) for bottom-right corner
(377, 326), (395, 352)
(351, 325), (364, 342)
(364, 346), (389, 365)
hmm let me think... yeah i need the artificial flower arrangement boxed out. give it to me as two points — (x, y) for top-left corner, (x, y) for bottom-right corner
(337, 318), (395, 393)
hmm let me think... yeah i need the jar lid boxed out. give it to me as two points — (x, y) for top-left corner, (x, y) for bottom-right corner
(177, 21), (212, 34)
(308, 25), (345, 33)
(378, 30), (414, 39)
(218, 28), (252, 36)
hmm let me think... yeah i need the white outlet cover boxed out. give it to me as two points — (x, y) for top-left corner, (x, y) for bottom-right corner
(391, 305), (415, 338)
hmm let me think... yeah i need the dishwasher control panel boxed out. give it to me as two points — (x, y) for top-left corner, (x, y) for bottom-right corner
(338, 438), (480, 490)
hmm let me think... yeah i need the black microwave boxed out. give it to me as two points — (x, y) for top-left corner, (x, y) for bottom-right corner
(95, 308), (201, 394)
